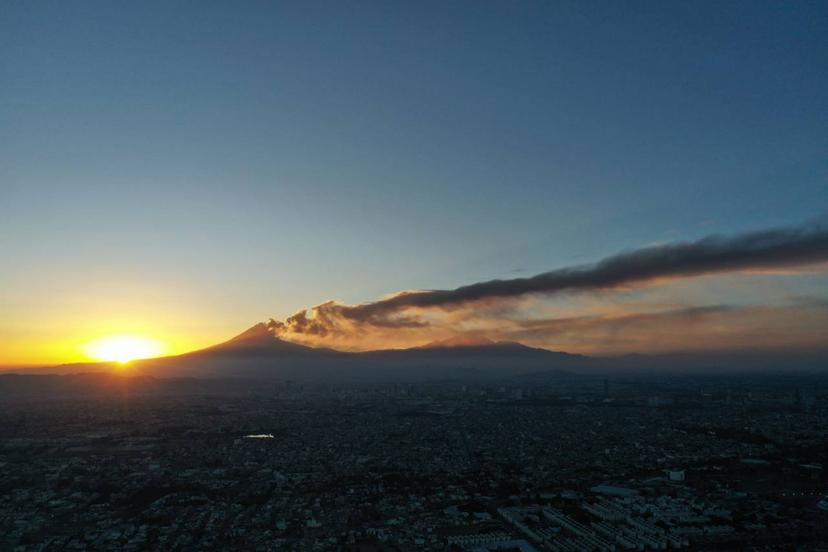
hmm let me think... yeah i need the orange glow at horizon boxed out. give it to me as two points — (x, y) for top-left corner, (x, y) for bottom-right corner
(82, 335), (167, 364)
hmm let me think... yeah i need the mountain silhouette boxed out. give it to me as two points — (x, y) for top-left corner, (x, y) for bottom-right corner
(189, 323), (336, 357)
(9, 323), (827, 382)
(25, 323), (583, 382)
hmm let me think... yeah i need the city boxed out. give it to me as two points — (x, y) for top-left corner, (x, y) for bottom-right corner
(2, 373), (827, 550)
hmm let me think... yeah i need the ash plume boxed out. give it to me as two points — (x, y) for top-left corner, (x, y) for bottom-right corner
(270, 219), (828, 341)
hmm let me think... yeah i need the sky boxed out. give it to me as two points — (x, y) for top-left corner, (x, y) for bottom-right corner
(1, 1), (827, 364)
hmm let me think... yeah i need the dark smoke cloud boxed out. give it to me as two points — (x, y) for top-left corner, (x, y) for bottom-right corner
(271, 219), (828, 339)
(268, 299), (427, 338)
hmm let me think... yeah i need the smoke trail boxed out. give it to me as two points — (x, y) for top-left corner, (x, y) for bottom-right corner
(270, 219), (828, 339)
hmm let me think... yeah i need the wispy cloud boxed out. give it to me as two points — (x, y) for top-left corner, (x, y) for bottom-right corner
(500, 304), (828, 354)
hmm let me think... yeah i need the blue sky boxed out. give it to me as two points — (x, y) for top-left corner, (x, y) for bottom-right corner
(2, 1), (827, 361)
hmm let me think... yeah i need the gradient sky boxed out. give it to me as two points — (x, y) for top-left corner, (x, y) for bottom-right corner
(2, 1), (827, 364)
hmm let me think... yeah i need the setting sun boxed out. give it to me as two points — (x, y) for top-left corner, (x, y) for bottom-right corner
(83, 335), (166, 364)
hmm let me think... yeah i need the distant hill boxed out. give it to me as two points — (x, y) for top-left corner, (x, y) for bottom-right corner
(5, 323), (827, 382)
(188, 323), (340, 357)
(19, 323), (585, 382)
(132, 323), (588, 381)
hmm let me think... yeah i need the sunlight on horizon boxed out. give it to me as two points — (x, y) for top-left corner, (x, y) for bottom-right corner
(82, 335), (167, 364)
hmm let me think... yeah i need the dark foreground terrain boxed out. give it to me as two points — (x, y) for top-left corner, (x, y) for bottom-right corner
(2, 372), (828, 551)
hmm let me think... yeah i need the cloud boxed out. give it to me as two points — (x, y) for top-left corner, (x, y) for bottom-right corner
(269, 219), (828, 350)
(501, 303), (828, 354)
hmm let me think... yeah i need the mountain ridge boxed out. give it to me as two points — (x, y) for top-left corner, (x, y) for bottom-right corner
(7, 323), (828, 381)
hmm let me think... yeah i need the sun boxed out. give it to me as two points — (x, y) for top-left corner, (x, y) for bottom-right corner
(83, 335), (166, 364)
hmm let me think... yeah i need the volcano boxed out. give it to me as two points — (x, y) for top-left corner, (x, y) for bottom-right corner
(14, 323), (827, 382)
(30, 323), (585, 382)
